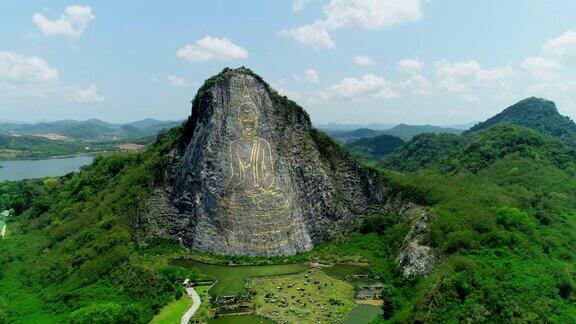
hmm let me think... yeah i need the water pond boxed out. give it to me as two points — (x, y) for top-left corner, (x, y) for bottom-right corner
(323, 263), (372, 280)
(207, 314), (274, 324)
(0, 156), (93, 181)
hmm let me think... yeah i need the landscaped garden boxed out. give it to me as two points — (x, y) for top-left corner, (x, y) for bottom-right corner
(168, 259), (308, 296)
(247, 270), (356, 323)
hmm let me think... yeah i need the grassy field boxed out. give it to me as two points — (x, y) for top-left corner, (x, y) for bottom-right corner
(169, 259), (308, 296)
(150, 294), (192, 324)
(340, 304), (383, 324)
(150, 285), (212, 324)
(247, 270), (355, 323)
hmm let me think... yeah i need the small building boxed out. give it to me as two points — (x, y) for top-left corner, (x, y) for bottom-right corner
(0, 210), (9, 219)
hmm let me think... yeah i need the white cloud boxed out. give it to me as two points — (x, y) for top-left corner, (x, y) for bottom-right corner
(0, 51), (103, 102)
(542, 30), (576, 62)
(435, 60), (515, 93)
(71, 84), (105, 103)
(279, 23), (335, 48)
(0, 51), (58, 82)
(166, 75), (186, 87)
(399, 74), (433, 95)
(328, 74), (398, 100)
(292, 0), (311, 12)
(294, 69), (320, 84)
(177, 36), (248, 62)
(32, 5), (94, 38)
(281, 0), (423, 48)
(322, 0), (422, 30)
(521, 56), (562, 80)
(398, 58), (424, 74)
(354, 56), (375, 66)
(275, 86), (302, 100)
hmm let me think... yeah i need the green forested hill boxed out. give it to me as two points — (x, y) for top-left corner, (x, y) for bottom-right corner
(377, 124), (576, 322)
(0, 129), (196, 323)
(467, 97), (576, 148)
(2, 90), (576, 323)
(381, 133), (463, 172)
(345, 134), (404, 160)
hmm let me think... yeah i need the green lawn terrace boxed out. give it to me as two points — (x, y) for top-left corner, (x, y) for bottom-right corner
(168, 258), (385, 323)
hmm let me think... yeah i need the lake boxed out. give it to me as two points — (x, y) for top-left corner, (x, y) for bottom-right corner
(0, 156), (94, 182)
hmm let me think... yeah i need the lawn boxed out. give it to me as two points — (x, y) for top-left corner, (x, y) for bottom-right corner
(247, 270), (355, 323)
(340, 304), (383, 324)
(169, 259), (308, 296)
(150, 294), (192, 324)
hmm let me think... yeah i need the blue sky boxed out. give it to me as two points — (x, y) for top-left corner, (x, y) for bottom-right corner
(2, 1), (576, 125)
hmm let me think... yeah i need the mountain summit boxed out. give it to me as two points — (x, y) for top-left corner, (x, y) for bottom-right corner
(146, 68), (430, 260)
(467, 97), (576, 147)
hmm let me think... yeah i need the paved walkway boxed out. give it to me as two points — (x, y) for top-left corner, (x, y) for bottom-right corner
(181, 286), (201, 324)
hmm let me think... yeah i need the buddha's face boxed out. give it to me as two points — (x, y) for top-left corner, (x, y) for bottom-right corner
(238, 102), (258, 138)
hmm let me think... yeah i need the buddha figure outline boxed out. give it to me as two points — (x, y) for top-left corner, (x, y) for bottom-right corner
(220, 92), (291, 221)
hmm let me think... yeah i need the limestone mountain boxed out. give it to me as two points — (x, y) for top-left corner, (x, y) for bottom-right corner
(146, 68), (432, 264)
(467, 97), (576, 148)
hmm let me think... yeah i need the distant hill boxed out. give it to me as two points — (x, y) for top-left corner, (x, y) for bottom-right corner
(327, 128), (382, 143)
(316, 122), (395, 131)
(445, 121), (478, 130)
(382, 124), (463, 140)
(467, 97), (576, 148)
(0, 118), (182, 141)
(0, 134), (116, 160)
(328, 124), (463, 143)
(381, 133), (463, 172)
(124, 118), (179, 129)
(382, 97), (576, 173)
(345, 134), (404, 161)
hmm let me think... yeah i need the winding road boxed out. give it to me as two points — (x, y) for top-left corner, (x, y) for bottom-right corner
(181, 286), (201, 324)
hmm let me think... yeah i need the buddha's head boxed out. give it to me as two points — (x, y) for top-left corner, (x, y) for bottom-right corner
(238, 97), (259, 139)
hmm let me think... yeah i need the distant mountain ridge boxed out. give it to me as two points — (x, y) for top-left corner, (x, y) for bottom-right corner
(0, 118), (182, 141)
(382, 97), (576, 173)
(327, 123), (463, 143)
(316, 122), (396, 131)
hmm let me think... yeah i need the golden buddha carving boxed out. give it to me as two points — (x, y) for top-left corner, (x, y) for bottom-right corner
(220, 90), (291, 224)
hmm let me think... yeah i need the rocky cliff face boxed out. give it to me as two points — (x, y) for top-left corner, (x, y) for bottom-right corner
(147, 68), (433, 265)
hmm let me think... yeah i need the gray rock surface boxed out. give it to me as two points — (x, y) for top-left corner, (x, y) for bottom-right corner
(147, 68), (434, 269)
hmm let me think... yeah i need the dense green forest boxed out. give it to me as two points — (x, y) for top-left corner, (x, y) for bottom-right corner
(376, 124), (576, 321)
(1, 97), (576, 322)
(345, 134), (404, 161)
(0, 129), (199, 323)
(467, 97), (576, 148)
